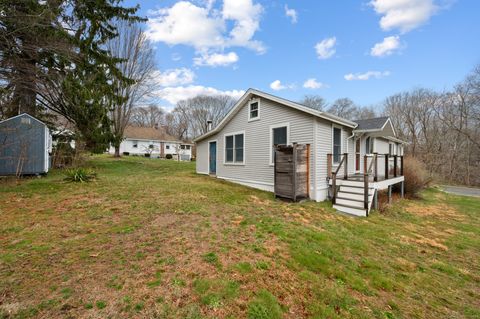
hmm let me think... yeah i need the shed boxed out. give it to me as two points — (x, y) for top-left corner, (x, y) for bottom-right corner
(0, 113), (52, 176)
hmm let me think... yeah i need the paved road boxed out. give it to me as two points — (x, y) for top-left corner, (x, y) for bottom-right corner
(441, 185), (480, 197)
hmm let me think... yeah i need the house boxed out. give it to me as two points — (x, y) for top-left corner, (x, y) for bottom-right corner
(194, 89), (406, 217)
(0, 113), (52, 176)
(109, 126), (193, 161)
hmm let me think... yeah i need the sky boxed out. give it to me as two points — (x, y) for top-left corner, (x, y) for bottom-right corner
(125, 0), (480, 111)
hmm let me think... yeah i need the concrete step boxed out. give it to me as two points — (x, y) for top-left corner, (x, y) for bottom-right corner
(333, 204), (367, 217)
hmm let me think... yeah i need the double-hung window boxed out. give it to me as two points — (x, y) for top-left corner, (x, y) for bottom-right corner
(225, 132), (244, 164)
(248, 100), (259, 121)
(333, 127), (342, 163)
(270, 124), (289, 165)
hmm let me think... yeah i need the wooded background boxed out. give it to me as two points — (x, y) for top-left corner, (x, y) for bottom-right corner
(0, 1), (478, 186)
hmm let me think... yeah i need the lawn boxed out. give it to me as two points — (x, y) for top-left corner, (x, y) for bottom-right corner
(0, 155), (479, 319)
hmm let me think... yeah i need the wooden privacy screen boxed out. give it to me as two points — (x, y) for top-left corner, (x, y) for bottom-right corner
(274, 143), (310, 201)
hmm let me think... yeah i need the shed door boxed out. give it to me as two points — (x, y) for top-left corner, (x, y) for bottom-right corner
(209, 141), (217, 174)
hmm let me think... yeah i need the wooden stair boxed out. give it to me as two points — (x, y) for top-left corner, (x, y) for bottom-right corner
(333, 180), (375, 217)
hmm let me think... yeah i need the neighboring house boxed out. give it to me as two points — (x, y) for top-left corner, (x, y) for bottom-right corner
(194, 89), (406, 217)
(0, 113), (52, 176)
(109, 126), (193, 161)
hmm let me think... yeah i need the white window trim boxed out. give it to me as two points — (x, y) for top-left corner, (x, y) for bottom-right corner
(269, 122), (290, 166)
(331, 124), (343, 164)
(223, 130), (246, 165)
(248, 99), (260, 122)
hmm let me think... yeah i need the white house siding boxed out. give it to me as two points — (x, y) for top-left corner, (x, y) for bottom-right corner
(109, 139), (192, 159)
(197, 97), (316, 195)
(196, 140), (209, 174)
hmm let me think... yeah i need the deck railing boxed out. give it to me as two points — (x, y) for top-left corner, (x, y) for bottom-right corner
(363, 153), (404, 181)
(328, 153), (404, 210)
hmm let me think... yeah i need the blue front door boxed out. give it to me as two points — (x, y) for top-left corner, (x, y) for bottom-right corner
(209, 141), (217, 174)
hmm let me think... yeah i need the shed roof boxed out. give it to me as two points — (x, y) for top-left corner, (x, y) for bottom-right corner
(0, 113), (46, 126)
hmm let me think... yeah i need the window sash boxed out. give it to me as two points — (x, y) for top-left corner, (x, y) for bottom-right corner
(249, 102), (259, 119)
(225, 134), (244, 163)
(271, 126), (288, 163)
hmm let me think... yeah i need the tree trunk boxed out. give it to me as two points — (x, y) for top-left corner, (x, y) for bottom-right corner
(114, 144), (121, 158)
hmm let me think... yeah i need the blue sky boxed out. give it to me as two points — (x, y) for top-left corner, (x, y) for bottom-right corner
(125, 0), (480, 110)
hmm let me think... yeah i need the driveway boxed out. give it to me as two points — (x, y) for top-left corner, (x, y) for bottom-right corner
(441, 185), (480, 197)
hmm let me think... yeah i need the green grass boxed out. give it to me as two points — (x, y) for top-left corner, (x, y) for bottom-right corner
(0, 154), (478, 318)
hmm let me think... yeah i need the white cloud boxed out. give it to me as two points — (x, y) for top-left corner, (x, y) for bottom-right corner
(194, 52), (239, 67)
(303, 78), (325, 89)
(222, 0), (265, 53)
(344, 71), (391, 81)
(154, 85), (245, 104)
(284, 5), (298, 24)
(146, 0), (265, 55)
(270, 80), (286, 91)
(152, 68), (195, 87)
(270, 80), (295, 91)
(370, 35), (401, 57)
(370, 0), (438, 33)
(315, 37), (336, 60)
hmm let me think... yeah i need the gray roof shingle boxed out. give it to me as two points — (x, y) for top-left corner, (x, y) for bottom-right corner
(353, 116), (390, 131)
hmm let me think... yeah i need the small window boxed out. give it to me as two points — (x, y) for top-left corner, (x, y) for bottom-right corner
(248, 100), (259, 121)
(166, 145), (170, 150)
(225, 133), (244, 164)
(149, 144), (154, 149)
(333, 127), (342, 163)
(21, 117), (31, 125)
(186, 145), (191, 150)
(271, 126), (288, 164)
(132, 141), (138, 148)
(181, 145), (186, 150)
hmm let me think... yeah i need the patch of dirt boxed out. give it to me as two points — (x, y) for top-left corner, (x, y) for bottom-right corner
(399, 235), (448, 251)
(405, 203), (464, 220)
(249, 195), (271, 206)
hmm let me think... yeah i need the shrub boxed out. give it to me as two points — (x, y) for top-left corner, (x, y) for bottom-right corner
(144, 153), (150, 158)
(165, 154), (173, 159)
(403, 156), (430, 197)
(64, 168), (97, 183)
(122, 152), (130, 156)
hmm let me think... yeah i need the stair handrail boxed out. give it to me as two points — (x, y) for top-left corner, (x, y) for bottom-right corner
(330, 153), (348, 204)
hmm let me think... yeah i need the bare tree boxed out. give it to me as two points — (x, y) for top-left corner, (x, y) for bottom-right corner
(299, 95), (327, 111)
(327, 98), (357, 119)
(168, 95), (236, 139)
(106, 21), (155, 157)
(130, 104), (165, 127)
